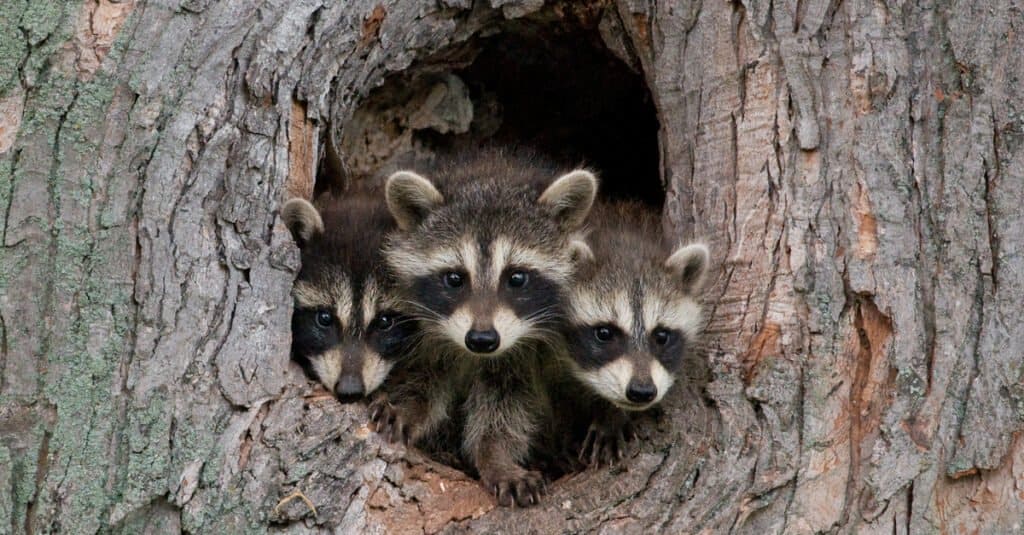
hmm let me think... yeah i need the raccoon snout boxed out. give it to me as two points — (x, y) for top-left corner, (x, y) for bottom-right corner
(625, 380), (657, 404)
(465, 329), (500, 354)
(335, 374), (365, 402)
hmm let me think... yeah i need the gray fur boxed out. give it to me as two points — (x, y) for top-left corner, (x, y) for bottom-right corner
(287, 192), (411, 400)
(566, 200), (711, 464)
(281, 198), (325, 246)
(377, 149), (597, 507)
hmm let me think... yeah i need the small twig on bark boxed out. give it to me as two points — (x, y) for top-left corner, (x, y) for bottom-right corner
(275, 490), (319, 518)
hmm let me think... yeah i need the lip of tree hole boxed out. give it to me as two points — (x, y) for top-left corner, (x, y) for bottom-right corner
(322, 13), (663, 208)
(312, 7), (667, 483)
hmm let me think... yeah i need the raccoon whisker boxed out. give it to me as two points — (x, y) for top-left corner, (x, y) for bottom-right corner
(517, 330), (565, 352)
(402, 301), (439, 314)
(524, 309), (565, 321)
(521, 306), (561, 322)
(397, 300), (447, 321)
(389, 317), (420, 329)
(521, 326), (562, 340)
(518, 321), (563, 337)
(397, 311), (446, 328)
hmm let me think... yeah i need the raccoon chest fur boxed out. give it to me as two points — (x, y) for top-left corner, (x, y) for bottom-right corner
(378, 149), (598, 507)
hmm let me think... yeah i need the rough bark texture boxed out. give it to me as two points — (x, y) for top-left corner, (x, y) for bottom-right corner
(1, 0), (1022, 533)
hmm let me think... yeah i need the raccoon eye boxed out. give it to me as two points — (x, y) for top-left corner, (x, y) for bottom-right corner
(593, 326), (614, 342)
(653, 329), (672, 346)
(442, 271), (464, 288)
(507, 271), (528, 288)
(373, 314), (394, 331)
(315, 310), (333, 328)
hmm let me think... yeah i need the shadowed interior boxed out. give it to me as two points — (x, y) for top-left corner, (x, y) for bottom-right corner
(325, 19), (662, 207)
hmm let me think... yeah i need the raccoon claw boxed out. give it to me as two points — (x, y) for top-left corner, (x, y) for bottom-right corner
(485, 470), (545, 507)
(368, 398), (412, 446)
(580, 420), (634, 467)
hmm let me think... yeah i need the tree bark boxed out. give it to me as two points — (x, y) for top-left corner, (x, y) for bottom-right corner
(1, 0), (1021, 533)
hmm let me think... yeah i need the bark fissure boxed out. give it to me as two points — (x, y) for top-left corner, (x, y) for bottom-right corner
(3, 0), (1023, 532)
(984, 111), (1000, 289)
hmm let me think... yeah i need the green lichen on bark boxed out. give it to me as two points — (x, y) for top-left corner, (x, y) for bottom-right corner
(4, 424), (48, 533)
(33, 72), (131, 532)
(0, 0), (29, 96)
(0, 0), (154, 531)
(17, 1), (78, 87)
(111, 396), (173, 525)
(0, 444), (11, 531)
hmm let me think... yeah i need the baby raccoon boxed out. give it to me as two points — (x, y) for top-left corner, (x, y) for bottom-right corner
(375, 150), (597, 507)
(565, 201), (710, 465)
(282, 194), (418, 402)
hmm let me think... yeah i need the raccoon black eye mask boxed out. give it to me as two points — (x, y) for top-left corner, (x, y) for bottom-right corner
(384, 169), (596, 356)
(554, 200), (711, 466)
(375, 152), (598, 507)
(282, 197), (414, 401)
(567, 242), (709, 410)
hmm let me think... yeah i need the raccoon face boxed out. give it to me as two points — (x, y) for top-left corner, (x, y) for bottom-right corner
(283, 198), (417, 401)
(290, 276), (416, 400)
(567, 243), (710, 410)
(384, 168), (597, 357)
(405, 236), (568, 356)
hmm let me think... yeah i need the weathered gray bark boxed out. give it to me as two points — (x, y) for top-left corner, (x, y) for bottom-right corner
(1, 0), (1021, 533)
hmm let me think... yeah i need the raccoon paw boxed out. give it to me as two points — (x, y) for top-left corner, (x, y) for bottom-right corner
(482, 468), (546, 508)
(368, 398), (413, 446)
(579, 419), (635, 467)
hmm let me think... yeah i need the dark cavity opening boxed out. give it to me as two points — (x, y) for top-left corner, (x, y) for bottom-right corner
(325, 16), (662, 207)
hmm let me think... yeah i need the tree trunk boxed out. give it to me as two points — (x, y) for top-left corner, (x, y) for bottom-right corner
(1, 0), (1021, 533)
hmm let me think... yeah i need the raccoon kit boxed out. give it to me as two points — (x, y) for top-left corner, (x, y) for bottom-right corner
(375, 150), (597, 506)
(282, 194), (418, 401)
(564, 201), (709, 465)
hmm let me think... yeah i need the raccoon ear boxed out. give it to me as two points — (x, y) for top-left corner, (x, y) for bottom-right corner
(281, 198), (324, 248)
(386, 171), (444, 230)
(665, 243), (710, 293)
(568, 237), (594, 265)
(538, 170), (598, 231)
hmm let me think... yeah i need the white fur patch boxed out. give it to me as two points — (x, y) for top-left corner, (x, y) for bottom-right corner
(438, 306), (530, 356)
(511, 245), (572, 284)
(577, 359), (633, 407)
(491, 306), (530, 354)
(388, 237), (480, 283)
(292, 280), (331, 308)
(488, 237), (573, 287)
(293, 280), (352, 330)
(440, 306), (474, 349)
(569, 289), (633, 334)
(361, 278), (380, 329)
(459, 237), (479, 285)
(334, 291), (353, 330)
(644, 296), (703, 339)
(387, 246), (460, 279)
(649, 360), (675, 405)
(489, 237), (512, 289)
(309, 348), (343, 392)
(361, 351), (394, 394)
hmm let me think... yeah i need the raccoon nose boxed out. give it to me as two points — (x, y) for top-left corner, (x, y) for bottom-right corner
(335, 375), (365, 402)
(625, 381), (657, 404)
(465, 329), (500, 354)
